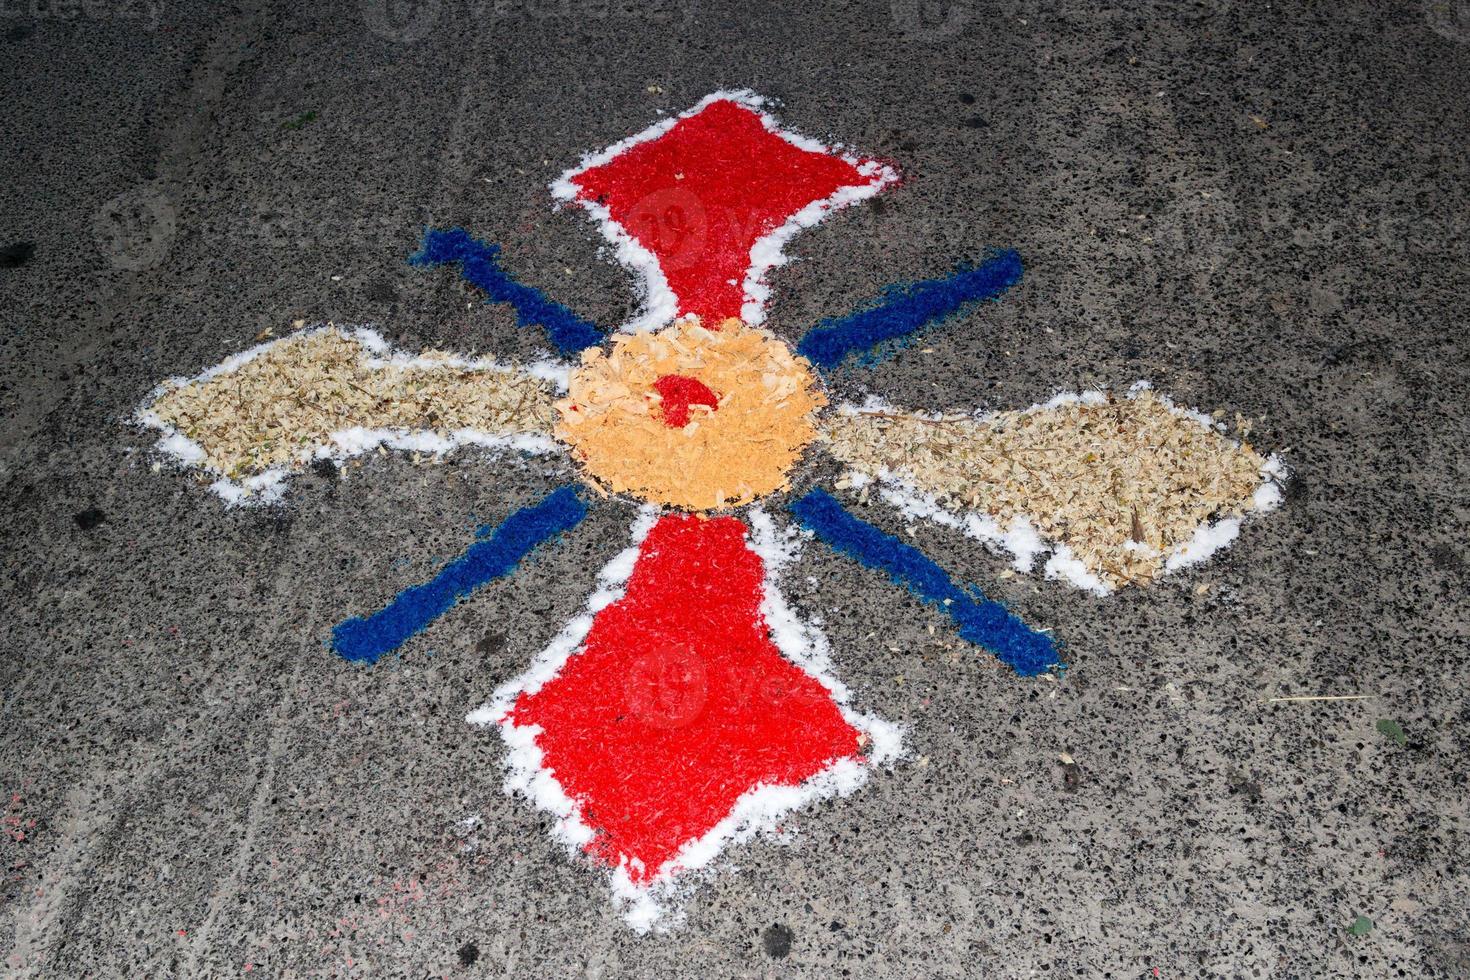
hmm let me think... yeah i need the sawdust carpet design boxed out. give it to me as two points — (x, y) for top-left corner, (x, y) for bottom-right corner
(135, 90), (1286, 930)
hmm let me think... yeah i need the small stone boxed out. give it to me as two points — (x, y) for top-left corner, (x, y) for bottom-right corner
(762, 923), (793, 959)
(1, 241), (36, 268)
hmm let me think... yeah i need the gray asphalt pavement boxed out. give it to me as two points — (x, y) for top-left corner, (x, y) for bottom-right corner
(2, 0), (1468, 976)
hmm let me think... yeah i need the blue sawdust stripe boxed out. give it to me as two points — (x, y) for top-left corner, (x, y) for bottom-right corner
(796, 250), (1025, 370)
(411, 227), (604, 358)
(788, 488), (1060, 676)
(332, 486), (589, 664)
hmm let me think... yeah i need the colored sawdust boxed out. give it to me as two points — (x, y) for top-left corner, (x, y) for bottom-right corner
(556, 317), (826, 512)
(506, 513), (861, 883)
(559, 93), (890, 324)
(145, 327), (555, 479)
(822, 389), (1269, 588)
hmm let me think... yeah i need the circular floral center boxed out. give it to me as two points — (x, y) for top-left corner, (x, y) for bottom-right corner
(555, 317), (826, 512)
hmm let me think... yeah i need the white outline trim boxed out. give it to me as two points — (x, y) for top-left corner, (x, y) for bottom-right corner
(550, 89), (899, 332)
(837, 383), (1289, 594)
(469, 508), (902, 932)
(134, 325), (567, 506)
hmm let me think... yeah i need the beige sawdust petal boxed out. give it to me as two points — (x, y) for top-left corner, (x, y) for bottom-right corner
(821, 390), (1272, 588)
(144, 326), (557, 481)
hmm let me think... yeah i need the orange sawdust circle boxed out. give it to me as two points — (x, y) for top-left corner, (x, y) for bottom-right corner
(556, 317), (826, 512)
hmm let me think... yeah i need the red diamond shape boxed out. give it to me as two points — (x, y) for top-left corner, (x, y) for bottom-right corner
(557, 93), (896, 325)
(504, 514), (864, 884)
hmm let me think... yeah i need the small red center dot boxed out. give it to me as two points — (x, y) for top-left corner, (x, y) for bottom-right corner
(653, 375), (719, 428)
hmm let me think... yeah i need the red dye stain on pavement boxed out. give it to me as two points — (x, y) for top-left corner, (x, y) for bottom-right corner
(567, 98), (875, 322)
(508, 514), (862, 883)
(652, 374), (719, 428)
